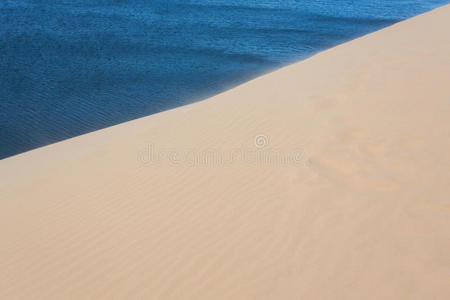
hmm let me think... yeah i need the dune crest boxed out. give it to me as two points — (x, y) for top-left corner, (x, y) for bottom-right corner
(1, 5), (449, 299)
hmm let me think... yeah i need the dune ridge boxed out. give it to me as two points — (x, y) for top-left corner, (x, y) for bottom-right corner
(1, 5), (450, 299)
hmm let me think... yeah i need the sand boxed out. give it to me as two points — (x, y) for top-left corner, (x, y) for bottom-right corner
(1, 5), (449, 299)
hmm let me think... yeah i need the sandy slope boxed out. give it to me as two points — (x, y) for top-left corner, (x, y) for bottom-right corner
(1, 5), (449, 299)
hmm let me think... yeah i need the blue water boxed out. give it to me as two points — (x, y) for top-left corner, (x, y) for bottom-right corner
(0, 0), (447, 159)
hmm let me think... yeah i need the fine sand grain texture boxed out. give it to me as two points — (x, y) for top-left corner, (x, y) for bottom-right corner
(1, 5), (450, 300)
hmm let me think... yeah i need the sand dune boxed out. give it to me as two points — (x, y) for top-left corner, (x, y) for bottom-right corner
(1, 5), (449, 299)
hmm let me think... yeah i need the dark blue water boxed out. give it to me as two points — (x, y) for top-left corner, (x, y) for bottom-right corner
(0, 0), (447, 159)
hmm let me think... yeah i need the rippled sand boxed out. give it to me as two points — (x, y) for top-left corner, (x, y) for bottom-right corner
(1, 5), (449, 299)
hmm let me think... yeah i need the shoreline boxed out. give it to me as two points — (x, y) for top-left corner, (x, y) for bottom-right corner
(3, 1), (446, 160)
(1, 5), (449, 299)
